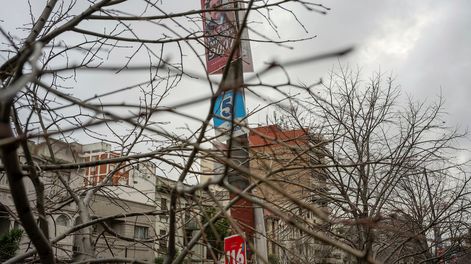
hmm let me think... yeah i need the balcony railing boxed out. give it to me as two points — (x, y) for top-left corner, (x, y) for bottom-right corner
(185, 218), (198, 230)
(0, 174), (8, 187)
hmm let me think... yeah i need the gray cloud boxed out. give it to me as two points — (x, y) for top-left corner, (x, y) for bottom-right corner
(1, 0), (470, 142)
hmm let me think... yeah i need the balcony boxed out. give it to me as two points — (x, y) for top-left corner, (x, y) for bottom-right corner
(185, 218), (198, 230)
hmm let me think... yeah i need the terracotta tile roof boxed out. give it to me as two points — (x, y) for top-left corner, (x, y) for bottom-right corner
(248, 125), (309, 147)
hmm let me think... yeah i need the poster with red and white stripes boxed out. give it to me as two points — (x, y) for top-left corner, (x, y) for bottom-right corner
(224, 234), (246, 264)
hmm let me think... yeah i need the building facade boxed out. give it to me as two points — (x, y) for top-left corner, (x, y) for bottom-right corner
(0, 139), (156, 262)
(199, 125), (348, 263)
(248, 125), (333, 263)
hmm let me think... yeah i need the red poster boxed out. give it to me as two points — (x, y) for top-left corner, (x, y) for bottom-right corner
(224, 234), (246, 264)
(201, 0), (253, 74)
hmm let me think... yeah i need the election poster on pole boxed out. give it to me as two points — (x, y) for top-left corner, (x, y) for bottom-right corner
(201, 0), (252, 139)
(224, 234), (247, 264)
(212, 90), (248, 141)
(201, 0), (253, 74)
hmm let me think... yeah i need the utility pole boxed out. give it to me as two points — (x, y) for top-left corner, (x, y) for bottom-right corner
(220, 45), (267, 264)
(201, 0), (268, 261)
(220, 55), (256, 260)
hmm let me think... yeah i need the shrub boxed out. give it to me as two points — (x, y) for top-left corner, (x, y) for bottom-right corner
(155, 256), (165, 264)
(268, 254), (280, 264)
(0, 228), (23, 261)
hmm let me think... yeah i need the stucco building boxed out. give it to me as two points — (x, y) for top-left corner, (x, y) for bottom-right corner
(0, 139), (156, 262)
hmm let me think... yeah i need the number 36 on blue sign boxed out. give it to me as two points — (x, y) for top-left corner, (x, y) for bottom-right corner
(213, 90), (247, 138)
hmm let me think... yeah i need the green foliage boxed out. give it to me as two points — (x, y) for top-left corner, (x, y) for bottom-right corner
(268, 254), (280, 264)
(0, 228), (23, 261)
(202, 207), (230, 260)
(155, 256), (165, 264)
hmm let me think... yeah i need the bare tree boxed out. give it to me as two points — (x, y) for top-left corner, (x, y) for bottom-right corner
(4, 1), (465, 264)
(0, 1), (362, 264)
(268, 65), (470, 263)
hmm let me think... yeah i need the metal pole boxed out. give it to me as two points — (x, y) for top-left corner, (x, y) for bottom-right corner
(217, 1), (267, 262)
(221, 57), (267, 264)
(221, 55), (255, 242)
(254, 197), (268, 264)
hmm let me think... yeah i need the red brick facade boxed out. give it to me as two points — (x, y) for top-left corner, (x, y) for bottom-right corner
(83, 152), (129, 186)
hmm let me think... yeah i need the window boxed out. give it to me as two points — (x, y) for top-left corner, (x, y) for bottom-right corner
(161, 198), (168, 210)
(109, 163), (116, 173)
(0, 174), (9, 186)
(0, 209), (10, 235)
(159, 230), (167, 253)
(184, 229), (193, 246)
(184, 202), (191, 221)
(56, 214), (69, 226)
(160, 198), (168, 221)
(134, 226), (149, 239)
(89, 156), (98, 175)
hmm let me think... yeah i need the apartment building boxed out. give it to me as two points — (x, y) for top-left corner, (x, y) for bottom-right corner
(154, 176), (209, 262)
(248, 125), (332, 263)
(199, 125), (347, 263)
(0, 134), (246, 264)
(80, 142), (157, 261)
(0, 139), (156, 262)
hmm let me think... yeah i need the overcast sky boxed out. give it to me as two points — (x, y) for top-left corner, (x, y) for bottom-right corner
(244, 0), (471, 124)
(1, 1), (470, 163)
(278, 0), (471, 161)
(311, 1), (471, 126)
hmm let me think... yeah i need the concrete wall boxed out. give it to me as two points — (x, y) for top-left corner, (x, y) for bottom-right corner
(89, 194), (156, 262)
